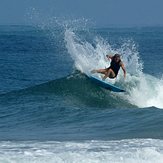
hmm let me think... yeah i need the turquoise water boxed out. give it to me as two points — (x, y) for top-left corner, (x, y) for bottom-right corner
(0, 25), (163, 162)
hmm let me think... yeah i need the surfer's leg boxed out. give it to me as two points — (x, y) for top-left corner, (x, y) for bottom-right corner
(102, 69), (115, 80)
(91, 69), (107, 74)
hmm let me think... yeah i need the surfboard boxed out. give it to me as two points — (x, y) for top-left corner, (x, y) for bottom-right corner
(89, 75), (125, 92)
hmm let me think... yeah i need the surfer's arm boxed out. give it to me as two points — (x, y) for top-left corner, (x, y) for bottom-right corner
(120, 62), (126, 78)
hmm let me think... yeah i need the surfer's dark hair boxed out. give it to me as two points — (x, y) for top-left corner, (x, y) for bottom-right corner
(114, 54), (121, 58)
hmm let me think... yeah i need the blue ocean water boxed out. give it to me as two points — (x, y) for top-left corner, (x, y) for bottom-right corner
(0, 25), (163, 162)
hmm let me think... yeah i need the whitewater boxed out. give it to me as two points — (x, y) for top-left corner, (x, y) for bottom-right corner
(1, 139), (163, 163)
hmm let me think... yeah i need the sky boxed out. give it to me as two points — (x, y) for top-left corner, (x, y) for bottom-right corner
(0, 0), (163, 27)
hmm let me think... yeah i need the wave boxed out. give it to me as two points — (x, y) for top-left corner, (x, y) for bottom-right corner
(64, 28), (163, 109)
(1, 73), (163, 140)
(0, 72), (133, 108)
(1, 70), (163, 109)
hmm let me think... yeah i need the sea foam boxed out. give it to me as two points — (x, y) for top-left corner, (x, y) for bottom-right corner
(0, 139), (163, 163)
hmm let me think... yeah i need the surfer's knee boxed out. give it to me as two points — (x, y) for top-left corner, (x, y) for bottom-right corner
(106, 68), (112, 74)
(107, 69), (116, 78)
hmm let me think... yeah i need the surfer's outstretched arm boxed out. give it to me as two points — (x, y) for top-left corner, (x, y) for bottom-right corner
(120, 63), (126, 79)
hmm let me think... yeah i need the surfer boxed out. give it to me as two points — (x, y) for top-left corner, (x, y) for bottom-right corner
(91, 54), (126, 80)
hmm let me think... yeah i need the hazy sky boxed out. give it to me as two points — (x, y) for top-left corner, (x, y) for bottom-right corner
(1, 0), (163, 27)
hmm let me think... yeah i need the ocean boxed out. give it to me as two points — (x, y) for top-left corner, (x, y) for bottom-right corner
(0, 25), (163, 162)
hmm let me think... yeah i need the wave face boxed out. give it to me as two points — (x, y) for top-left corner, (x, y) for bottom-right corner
(0, 25), (163, 162)
(0, 72), (163, 141)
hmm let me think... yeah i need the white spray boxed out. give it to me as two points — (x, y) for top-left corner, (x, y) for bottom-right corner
(65, 29), (163, 109)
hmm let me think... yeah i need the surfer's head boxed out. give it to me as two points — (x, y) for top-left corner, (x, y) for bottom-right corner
(114, 54), (121, 62)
